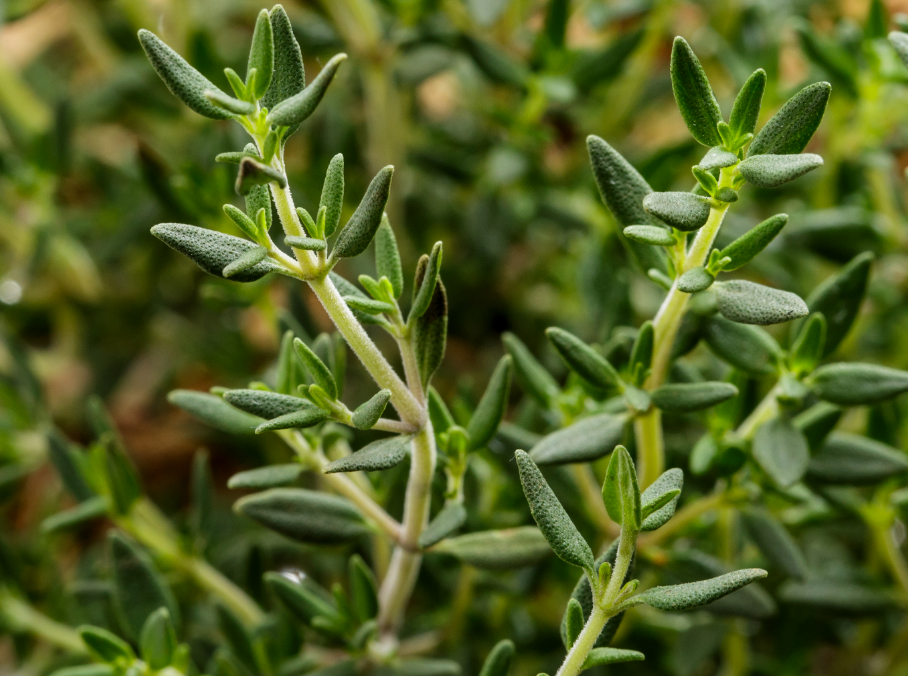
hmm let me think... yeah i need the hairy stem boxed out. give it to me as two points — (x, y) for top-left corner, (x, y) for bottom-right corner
(556, 604), (610, 676)
(0, 590), (86, 654)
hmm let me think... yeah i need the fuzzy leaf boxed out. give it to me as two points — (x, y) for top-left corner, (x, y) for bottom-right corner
(583, 648), (645, 667)
(602, 445), (641, 530)
(286, 236), (326, 251)
(677, 267), (714, 293)
(262, 6), (306, 140)
(332, 167), (393, 259)
(227, 464), (303, 489)
(698, 146), (738, 171)
(152, 224), (281, 282)
(634, 569), (768, 612)
(432, 527), (550, 569)
(793, 402), (842, 451)
(478, 640), (515, 676)
(140, 608), (177, 670)
(410, 243), (443, 321)
(235, 488), (369, 544)
(247, 10), (274, 98)
(807, 433), (908, 484)
(716, 280), (808, 325)
(223, 246), (267, 278)
(703, 316), (781, 374)
(223, 389), (310, 419)
(412, 259), (448, 388)
(729, 69), (766, 139)
(269, 54), (346, 127)
(789, 313), (826, 375)
(322, 435), (411, 474)
(255, 408), (330, 433)
(810, 362), (908, 405)
(545, 328), (620, 390)
(294, 338), (337, 400)
(565, 599), (583, 648)
(351, 390), (392, 430)
(670, 37), (723, 147)
(747, 82), (831, 156)
(650, 382), (738, 413)
(419, 503), (467, 549)
(741, 508), (808, 580)
(223, 204), (261, 241)
(236, 157), (286, 195)
(738, 153), (823, 188)
(318, 154), (345, 238)
(642, 192), (711, 232)
(640, 468), (683, 531)
(804, 252), (872, 356)
(718, 213), (788, 271)
(375, 216), (404, 298)
(623, 225), (674, 245)
(246, 181), (272, 231)
(515, 451), (594, 570)
(529, 413), (627, 465)
(204, 90), (255, 115)
(753, 417), (809, 487)
(168, 389), (261, 434)
(467, 355), (513, 450)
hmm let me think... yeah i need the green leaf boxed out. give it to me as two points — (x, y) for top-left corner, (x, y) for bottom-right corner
(698, 146), (739, 170)
(236, 157), (287, 195)
(583, 648), (645, 667)
(223, 246), (268, 278)
(715, 280), (809, 325)
(247, 10), (274, 98)
(793, 401), (842, 451)
(586, 136), (668, 273)
(351, 390), (392, 430)
(795, 23), (858, 98)
(633, 569), (768, 612)
(285, 236), (326, 251)
(692, 165), (718, 195)
(293, 337), (338, 400)
(104, 444), (142, 516)
(866, 0), (888, 38)
(514, 451), (594, 570)
(670, 37), (723, 147)
(345, 296), (395, 315)
(375, 216), (404, 298)
(223, 204), (261, 241)
(602, 445), (641, 530)
(348, 555), (378, 623)
(109, 532), (180, 640)
(565, 599), (583, 648)
(432, 527), (551, 569)
(741, 508), (808, 580)
(466, 355), (512, 450)
(151, 223), (280, 282)
(216, 604), (257, 672)
(529, 413), (627, 465)
(479, 639), (515, 676)
(46, 432), (94, 502)
(703, 316), (782, 374)
(262, 5), (306, 141)
(255, 407), (330, 433)
(204, 89), (255, 115)
(809, 362), (908, 405)
(717, 213), (788, 271)
(190, 451), (212, 550)
(419, 503), (467, 549)
(677, 267), (714, 293)
(747, 82), (831, 157)
(322, 435), (411, 474)
(789, 313), (826, 375)
(738, 153), (823, 188)
(314, 154), (345, 239)
(79, 625), (135, 663)
(807, 433), (908, 484)
(235, 488), (369, 544)
(412, 261), (448, 387)
(779, 580), (895, 614)
(804, 252), (872, 356)
(246, 180), (273, 232)
(41, 496), (108, 534)
(140, 608), (177, 670)
(890, 31), (908, 68)
(545, 328), (620, 390)
(642, 192), (711, 232)
(265, 572), (341, 626)
(268, 54), (346, 127)
(460, 35), (529, 87)
(410, 243), (444, 323)
(49, 666), (114, 676)
(227, 464), (303, 489)
(650, 382), (738, 413)
(752, 417), (809, 487)
(138, 30), (233, 120)
(223, 389), (309, 419)
(623, 225), (674, 245)
(168, 389), (261, 434)
(628, 321), (654, 385)
(640, 467), (683, 531)
(332, 167), (393, 259)
(729, 69), (766, 139)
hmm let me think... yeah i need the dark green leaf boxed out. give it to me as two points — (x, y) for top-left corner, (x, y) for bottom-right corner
(793, 401), (842, 451)
(804, 252), (872, 356)
(479, 639), (515, 676)
(104, 444), (142, 516)
(779, 580), (894, 614)
(413, 263), (447, 388)
(565, 599), (583, 648)
(262, 6), (306, 141)
(741, 508), (808, 580)
(747, 82), (831, 156)
(223, 389), (308, 420)
(460, 35), (528, 87)
(698, 146), (738, 171)
(640, 467), (683, 531)
(46, 431), (94, 502)
(716, 280), (809, 325)
(235, 157), (286, 195)
(352, 390), (392, 430)
(216, 604), (257, 672)
(752, 417), (809, 487)
(795, 23), (858, 98)
(419, 503), (467, 549)
(247, 10), (274, 98)
(285, 236), (326, 251)
(789, 313), (826, 375)
(79, 625), (135, 663)
(255, 408), (330, 433)
(583, 648), (645, 667)
(322, 435), (411, 474)
(466, 355), (512, 449)
(235, 488), (369, 544)
(810, 362), (908, 405)
(268, 54), (346, 127)
(223, 204), (261, 241)
(629, 321), (654, 385)
(168, 389), (261, 434)
(703, 316), (782, 374)
(651, 382), (738, 413)
(332, 167), (393, 259)
(738, 153), (823, 188)
(140, 608), (177, 670)
(807, 433), (908, 484)
(642, 192), (711, 232)
(223, 246), (268, 278)
(410, 243), (444, 322)
(41, 496), (107, 534)
(228, 464), (303, 489)
(317, 154), (345, 238)
(729, 69), (766, 139)
(602, 445), (641, 530)
(718, 214), (788, 271)
(432, 527), (550, 569)
(529, 413), (627, 465)
(265, 572), (340, 626)
(677, 267), (714, 293)
(545, 328), (620, 390)
(348, 555), (378, 623)
(670, 37), (723, 147)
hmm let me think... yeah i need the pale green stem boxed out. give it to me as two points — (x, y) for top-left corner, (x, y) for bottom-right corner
(0, 590), (86, 654)
(571, 463), (618, 539)
(734, 384), (781, 441)
(556, 604), (609, 676)
(397, 335), (426, 405)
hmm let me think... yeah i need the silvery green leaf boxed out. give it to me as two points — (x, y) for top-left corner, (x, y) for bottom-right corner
(294, 337), (337, 400)
(138, 30), (233, 120)
(478, 640), (514, 676)
(545, 327), (620, 390)
(223, 389), (309, 419)
(139, 608), (177, 670)
(804, 252), (872, 356)
(747, 82), (831, 156)
(503, 332), (560, 408)
(741, 508), (808, 580)
(227, 464), (303, 489)
(809, 362), (908, 405)
(466, 355), (512, 450)
(587, 136), (668, 273)
(729, 69), (766, 139)
(332, 167), (393, 259)
(285, 236), (326, 251)
(718, 214), (788, 271)
(642, 192), (711, 232)
(168, 389), (261, 434)
(793, 401), (841, 451)
(375, 216), (403, 297)
(677, 267), (714, 293)
(255, 408), (330, 433)
(223, 246), (267, 278)
(268, 54), (346, 127)
(152, 224), (281, 282)
(319, 154), (345, 237)
(738, 153), (823, 188)
(698, 146), (738, 171)
(640, 467), (683, 531)
(247, 9), (274, 98)
(109, 532), (180, 641)
(262, 6), (306, 141)
(410, 242), (443, 321)
(807, 433), (908, 484)
(602, 445), (641, 530)
(752, 417), (809, 487)
(223, 204), (260, 241)
(419, 503), (467, 549)
(322, 435), (411, 474)
(623, 385), (651, 413)
(789, 313), (826, 375)
(779, 580), (894, 614)
(716, 280), (808, 325)
(632, 569), (768, 612)
(623, 225), (674, 245)
(583, 649), (645, 667)
(890, 31), (908, 68)
(351, 390), (391, 430)
(235, 157), (287, 195)
(41, 496), (107, 534)
(529, 413), (627, 465)
(245, 179), (272, 231)
(670, 37), (723, 147)
(204, 89), (255, 115)
(330, 272), (382, 326)
(432, 527), (550, 569)
(344, 296), (395, 315)
(703, 316), (782, 374)
(515, 450), (595, 570)
(715, 187), (738, 202)
(650, 382), (738, 413)
(235, 488), (369, 544)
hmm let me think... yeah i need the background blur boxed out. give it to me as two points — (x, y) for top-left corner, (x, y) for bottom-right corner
(5, 0), (908, 674)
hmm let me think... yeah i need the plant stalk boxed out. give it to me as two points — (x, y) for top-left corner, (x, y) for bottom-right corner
(0, 590), (86, 654)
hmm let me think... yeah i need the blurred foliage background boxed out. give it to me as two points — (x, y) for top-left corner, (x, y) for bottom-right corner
(6, 0), (908, 674)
